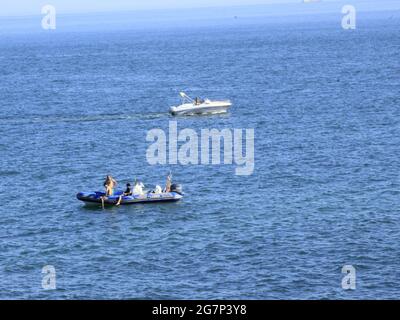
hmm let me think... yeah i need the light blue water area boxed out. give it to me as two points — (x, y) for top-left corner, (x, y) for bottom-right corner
(0, 10), (400, 299)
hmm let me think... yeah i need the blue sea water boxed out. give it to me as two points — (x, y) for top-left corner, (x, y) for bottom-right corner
(0, 9), (400, 299)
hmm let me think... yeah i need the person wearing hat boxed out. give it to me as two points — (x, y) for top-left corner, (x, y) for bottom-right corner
(116, 183), (133, 206)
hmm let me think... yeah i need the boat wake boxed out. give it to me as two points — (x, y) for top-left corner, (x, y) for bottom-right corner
(0, 111), (168, 126)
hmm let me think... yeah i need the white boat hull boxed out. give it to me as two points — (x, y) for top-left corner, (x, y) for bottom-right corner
(170, 101), (232, 116)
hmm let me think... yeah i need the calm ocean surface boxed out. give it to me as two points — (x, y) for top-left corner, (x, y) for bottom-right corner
(0, 10), (400, 299)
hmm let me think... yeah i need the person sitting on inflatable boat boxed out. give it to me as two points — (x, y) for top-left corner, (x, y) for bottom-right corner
(133, 179), (145, 195)
(152, 185), (163, 194)
(104, 175), (117, 196)
(164, 173), (172, 193)
(116, 183), (133, 206)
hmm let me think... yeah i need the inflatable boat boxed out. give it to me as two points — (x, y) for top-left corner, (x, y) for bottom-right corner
(77, 191), (182, 206)
(77, 184), (183, 206)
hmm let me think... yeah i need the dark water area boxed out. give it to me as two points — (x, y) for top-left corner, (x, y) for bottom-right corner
(0, 11), (400, 299)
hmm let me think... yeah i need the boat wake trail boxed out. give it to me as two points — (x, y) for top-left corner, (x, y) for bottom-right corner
(0, 112), (169, 126)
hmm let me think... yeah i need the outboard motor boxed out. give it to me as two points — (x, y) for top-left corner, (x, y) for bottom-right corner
(170, 184), (183, 195)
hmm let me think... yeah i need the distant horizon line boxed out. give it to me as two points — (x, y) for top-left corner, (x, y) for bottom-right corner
(0, 0), (397, 19)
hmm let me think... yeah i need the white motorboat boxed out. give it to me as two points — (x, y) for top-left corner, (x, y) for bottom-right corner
(170, 92), (232, 116)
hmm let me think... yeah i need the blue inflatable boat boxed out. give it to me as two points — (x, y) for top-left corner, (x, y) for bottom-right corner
(77, 191), (182, 205)
(77, 184), (183, 206)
